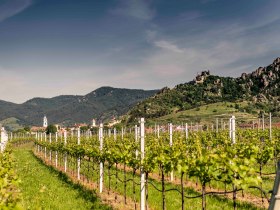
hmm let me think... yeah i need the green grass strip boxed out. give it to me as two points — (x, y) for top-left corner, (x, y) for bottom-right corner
(13, 144), (111, 210)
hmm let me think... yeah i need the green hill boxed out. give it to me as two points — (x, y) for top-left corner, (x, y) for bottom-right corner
(127, 58), (280, 124)
(0, 87), (158, 129)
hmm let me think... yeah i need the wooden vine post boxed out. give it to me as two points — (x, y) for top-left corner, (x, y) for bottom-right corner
(99, 123), (104, 193)
(140, 118), (146, 210)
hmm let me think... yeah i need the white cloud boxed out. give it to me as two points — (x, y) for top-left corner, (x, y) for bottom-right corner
(154, 40), (184, 53)
(178, 11), (204, 21)
(163, 39), (268, 77)
(0, 0), (33, 22)
(1, 0), (280, 103)
(110, 0), (155, 20)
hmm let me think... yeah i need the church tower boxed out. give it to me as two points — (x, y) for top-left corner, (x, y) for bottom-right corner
(43, 115), (48, 128)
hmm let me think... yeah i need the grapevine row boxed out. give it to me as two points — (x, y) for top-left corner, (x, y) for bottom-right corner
(29, 122), (280, 210)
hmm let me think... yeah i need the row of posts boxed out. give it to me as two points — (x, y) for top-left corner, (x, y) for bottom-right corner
(36, 114), (275, 210)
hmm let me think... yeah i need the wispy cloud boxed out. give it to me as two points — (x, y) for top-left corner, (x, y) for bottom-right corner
(110, 0), (155, 20)
(154, 40), (184, 53)
(178, 11), (205, 21)
(0, 0), (33, 22)
(200, 0), (218, 4)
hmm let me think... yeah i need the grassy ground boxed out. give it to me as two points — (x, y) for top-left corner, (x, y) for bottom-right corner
(156, 102), (257, 125)
(13, 143), (111, 210)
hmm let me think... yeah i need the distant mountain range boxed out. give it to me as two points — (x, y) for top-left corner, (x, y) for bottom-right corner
(127, 58), (280, 123)
(1, 57), (280, 130)
(0, 87), (158, 129)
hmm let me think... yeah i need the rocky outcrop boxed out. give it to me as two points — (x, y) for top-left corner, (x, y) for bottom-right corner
(194, 70), (210, 84)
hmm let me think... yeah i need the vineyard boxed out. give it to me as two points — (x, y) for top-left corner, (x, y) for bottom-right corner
(0, 146), (21, 209)
(2, 116), (280, 210)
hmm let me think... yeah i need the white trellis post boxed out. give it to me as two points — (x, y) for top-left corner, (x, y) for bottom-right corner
(99, 123), (104, 193)
(230, 116), (236, 144)
(40, 132), (42, 153)
(55, 132), (58, 167)
(169, 123), (174, 182)
(36, 132), (39, 152)
(77, 127), (81, 180)
(89, 130), (92, 138)
(64, 131), (67, 172)
(49, 133), (52, 161)
(0, 127), (8, 152)
(140, 118), (146, 210)
(108, 129), (111, 138)
(157, 125), (160, 138)
(229, 118), (232, 140)
(230, 115), (236, 207)
(121, 127), (124, 140)
(44, 133), (47, 159)
(185, 123), (188, 140)
(114, 128), (117, 141)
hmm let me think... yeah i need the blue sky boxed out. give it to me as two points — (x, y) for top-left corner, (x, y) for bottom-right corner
(0, 0), (279, 103)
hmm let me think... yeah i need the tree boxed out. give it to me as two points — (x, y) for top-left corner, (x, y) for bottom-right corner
(23, 126), (30, 132)
(46, 124), (57, 134)
(80, 126), (89, 132)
